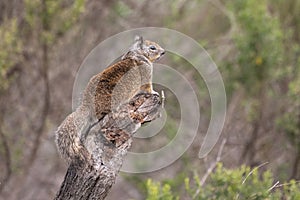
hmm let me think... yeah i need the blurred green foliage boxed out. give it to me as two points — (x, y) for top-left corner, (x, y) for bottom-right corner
(146, 179), (179, 200)
(274, 0), (300, 42)
(226, 0), (283, 95)
(0, 0), (86, 91)
(143, 1), (300, 198)
(145, 163), (300, 199)
(24, 0), (85, 44)
(0, 19), (22, 91)
(0, 0), (87, 179)
(113, 1), (132, 17)
(273, 0), (300, 165)
(277, 61), (300, 147)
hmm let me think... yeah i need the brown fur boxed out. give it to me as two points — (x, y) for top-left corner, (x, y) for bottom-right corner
(55, 36), (165, 164)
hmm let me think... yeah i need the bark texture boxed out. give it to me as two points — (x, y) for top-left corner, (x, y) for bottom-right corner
(54, 92), (163, 200)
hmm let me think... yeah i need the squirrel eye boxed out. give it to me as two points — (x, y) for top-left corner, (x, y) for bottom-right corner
(149, 46), (156, 50)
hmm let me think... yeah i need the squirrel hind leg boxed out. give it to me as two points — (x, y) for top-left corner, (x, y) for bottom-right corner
(140, 83), (159, 96)
(140, 83), (154, 93)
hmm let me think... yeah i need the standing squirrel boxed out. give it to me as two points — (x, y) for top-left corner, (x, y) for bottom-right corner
(55, 36), (165, 165)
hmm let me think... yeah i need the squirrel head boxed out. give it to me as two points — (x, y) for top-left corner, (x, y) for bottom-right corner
(123, 36), (165, 62)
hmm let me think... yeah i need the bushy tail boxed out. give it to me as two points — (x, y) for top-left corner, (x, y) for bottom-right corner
(55, 106), (92, 166)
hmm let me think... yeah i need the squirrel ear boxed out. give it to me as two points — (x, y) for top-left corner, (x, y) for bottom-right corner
(134, 35), (143, 43)
(134, 35), (144, 49)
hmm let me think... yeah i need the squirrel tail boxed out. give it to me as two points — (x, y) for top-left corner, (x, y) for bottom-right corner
(55, 107), (92, 167)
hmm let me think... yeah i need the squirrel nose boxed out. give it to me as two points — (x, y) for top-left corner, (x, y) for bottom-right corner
(161, 51), (165, 56)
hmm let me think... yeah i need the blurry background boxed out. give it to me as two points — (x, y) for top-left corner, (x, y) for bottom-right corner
(0, 0), (299, 199)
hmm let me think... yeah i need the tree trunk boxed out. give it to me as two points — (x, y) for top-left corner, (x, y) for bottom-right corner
(54, 92), (163, 200)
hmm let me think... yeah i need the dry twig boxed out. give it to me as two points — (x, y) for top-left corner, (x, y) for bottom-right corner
(192, 139), (227, 199)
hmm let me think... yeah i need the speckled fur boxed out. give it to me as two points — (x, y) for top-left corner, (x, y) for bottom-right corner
(55, 36), (165, 164)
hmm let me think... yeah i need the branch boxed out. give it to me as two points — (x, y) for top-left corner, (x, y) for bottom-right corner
(200, 139), (227, 187)
(27, 0), (51, 169)
(0, 122), (12, 193)
(54, 92), (163, 200)
(193, 139), (227, 199)
(241, 162), (269, 185)
(235, 162), (269, 200)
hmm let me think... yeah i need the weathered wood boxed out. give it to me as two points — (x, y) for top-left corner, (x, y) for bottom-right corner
(55, 92), (163, 200)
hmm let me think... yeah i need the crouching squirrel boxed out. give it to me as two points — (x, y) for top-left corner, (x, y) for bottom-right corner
(55, 36), (165, 165)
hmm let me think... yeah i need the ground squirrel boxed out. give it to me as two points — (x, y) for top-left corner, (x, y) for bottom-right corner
(55, 36), (165, 165)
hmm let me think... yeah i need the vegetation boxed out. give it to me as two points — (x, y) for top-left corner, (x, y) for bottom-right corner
(0, 18), (22, 91)
(0, 0), (300, 199)
(146, 163), (300, 199)
(226, 0), (283, 94)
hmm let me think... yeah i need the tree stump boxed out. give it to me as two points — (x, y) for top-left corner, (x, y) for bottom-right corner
(55, 92), (163, 200)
